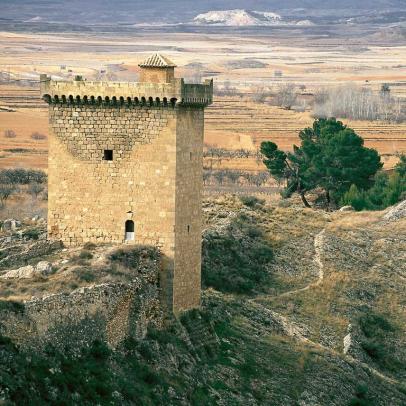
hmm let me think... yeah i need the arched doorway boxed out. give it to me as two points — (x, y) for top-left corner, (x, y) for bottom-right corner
(125, 220), (135, 241)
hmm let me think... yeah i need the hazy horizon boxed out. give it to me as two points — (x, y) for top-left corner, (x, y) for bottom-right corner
(1, 0), (406, 25)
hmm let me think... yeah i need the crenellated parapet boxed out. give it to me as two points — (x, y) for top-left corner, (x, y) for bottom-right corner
(40, 74), (213, 107)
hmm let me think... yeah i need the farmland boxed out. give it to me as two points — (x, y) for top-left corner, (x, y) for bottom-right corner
(0, 30), (405, 174)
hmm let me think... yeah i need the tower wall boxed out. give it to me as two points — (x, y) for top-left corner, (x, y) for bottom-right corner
(48, 105), (177, 254)
(174, 108), (204, 311)
(42, 59), (212, 314)
(139, 67), (175, 83)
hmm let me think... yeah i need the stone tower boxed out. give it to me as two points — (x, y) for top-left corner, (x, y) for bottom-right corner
(40, 54), (213, 314)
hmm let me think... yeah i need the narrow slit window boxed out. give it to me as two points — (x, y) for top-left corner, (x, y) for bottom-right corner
(104, 150), (113, 161)
(189, 152), (193, 160)
(187, 225), (190, 233)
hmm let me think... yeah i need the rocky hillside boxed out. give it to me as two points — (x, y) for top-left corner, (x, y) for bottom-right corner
(1, 197), (405, 405)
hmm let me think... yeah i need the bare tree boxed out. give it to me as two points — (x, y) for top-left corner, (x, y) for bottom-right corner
(226, 170), (242, 185)
(213, 170), (226, 185)
(274, 84), (298, 110)
(0, 184), (17, 207)
(203, 171), (211, 186)
(4, 129), (16, 138)
(28, 182), (44, 199)
(251, 86), (271, 104)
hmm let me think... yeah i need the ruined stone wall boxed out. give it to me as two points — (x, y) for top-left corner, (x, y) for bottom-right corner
(173, 108), (204, 312)
(48, 105), (177, 259)
(0, 276), (163, 351)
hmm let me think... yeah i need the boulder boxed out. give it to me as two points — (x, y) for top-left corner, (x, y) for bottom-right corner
(339, 206), (354, 212)
(1, 265), (35, 279)
(35, 261), (53, 276)
(1, 219), (22, 232)
(383, 200), (406, 221)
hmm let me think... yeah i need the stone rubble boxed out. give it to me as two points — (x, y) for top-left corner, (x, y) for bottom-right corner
(0, 261), (53, 279)
(1, 219), (21, 231)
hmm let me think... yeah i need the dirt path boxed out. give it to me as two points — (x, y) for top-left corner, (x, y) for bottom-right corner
(250, 228), (399, 386)
(277, 229), (326, 298)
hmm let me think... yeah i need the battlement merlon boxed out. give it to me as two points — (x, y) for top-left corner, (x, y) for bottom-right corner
(40, 74), (213, 107)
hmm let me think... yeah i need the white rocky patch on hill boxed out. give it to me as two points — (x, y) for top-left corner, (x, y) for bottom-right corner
(193, 9), (315, 26)
(193, 9), (283, 26)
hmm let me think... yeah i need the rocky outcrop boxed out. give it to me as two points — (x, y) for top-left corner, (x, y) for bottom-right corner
(339, 205), (355, 212)
(0, 261), (53, 279)
(383, 199), (406, 221)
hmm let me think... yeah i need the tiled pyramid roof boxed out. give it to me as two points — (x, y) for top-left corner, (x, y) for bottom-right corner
(138, 53), (177, 68)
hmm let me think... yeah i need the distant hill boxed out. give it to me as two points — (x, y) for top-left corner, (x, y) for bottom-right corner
(1, 0), (406, 25)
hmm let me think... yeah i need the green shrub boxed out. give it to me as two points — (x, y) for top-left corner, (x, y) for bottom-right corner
(358, 312), (399, 371)
(0, 300), (24, 313)
(22, 228), (41, 240)
(79, 250), (93, 260)
(349, 384), (373, 406)
(73, 267), (96, 282)
(239, 195), (265, 208)
(359, 313), (394, 338)
(202, 214), (273, 294)
(361, 339), (386, 361)
(340, 184), (367, 211)
(109, 245), (159, 269)
(83, 242), (97, 250)
(341, 167), (406, 211)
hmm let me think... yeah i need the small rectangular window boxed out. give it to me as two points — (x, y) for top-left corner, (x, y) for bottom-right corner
(104, 150), (113, 161)
(187, 225), (190, 233)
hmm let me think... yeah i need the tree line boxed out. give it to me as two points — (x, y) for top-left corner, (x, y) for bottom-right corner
(249, 83), (405, 122)
(203, 169), (270, 187)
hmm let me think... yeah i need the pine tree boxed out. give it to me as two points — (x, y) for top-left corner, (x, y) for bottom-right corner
(261, 118), (382, 208)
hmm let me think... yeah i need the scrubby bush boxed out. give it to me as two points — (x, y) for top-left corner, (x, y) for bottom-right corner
(359, 313), (395, 338)
(202, 213), (273, 294)
(348, 384), (372, 406)
(30, 132), (47, 140)
(239, 195), (265, 208)
(0, 168), (47, 185)
(73, 267), (96, 282)
(22, 228), (41, 240)
(358, 312), (399, 371)
(83, 242), (97, 250)
(79, 250), (93, 260)
(4, 129), (16, 138)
